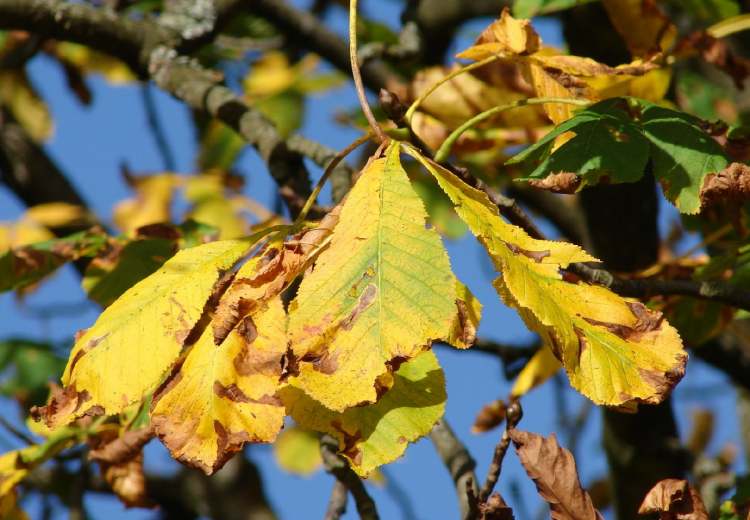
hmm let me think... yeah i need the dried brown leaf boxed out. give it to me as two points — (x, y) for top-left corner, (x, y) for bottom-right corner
(699, 162), (750, 208)
(509, 429), (603, 520)
(638, 479), (708, 520)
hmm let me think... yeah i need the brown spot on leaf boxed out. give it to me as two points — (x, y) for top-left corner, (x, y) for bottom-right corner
(237, 315), (258, 344)
(505, 243), (551, 263)
(233, 342), (283, 379)
(302, 350), (340, 375)
(341, 284), (377, 330)
(573, 327), (587, 362)
(31, 383), (92, 427)
(89, 426), (154, 465)
(454, 299), (477, 347)
(135, 223), (181, 240)
(638, 357), (686, 404)
(528, 172), (581, 194)
(213, 420), (252, 474)
(584, 302), (664, 342)
(332, 420), (363, 467)
(213, 382), (252, 403)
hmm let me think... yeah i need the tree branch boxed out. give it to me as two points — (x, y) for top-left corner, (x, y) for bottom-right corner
(429, 419), (479, 520)
(320, 434), (379, 520)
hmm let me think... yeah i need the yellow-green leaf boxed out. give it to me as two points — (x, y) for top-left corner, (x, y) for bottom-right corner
(273, 426), (322, 476)
(287, 143), (458, 412)
(281, 350), (446, 476)
(151, 298), (287, 474)
(44, 239), (255, 426)
(407, 146), (686, 407)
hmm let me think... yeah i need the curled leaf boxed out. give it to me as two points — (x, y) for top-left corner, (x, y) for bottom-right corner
(510, 429), (603, 520)
(638, 479), (709, 520)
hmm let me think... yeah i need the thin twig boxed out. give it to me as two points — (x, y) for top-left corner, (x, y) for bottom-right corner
(429, 419), (479, 520)
(324, 480), (348, 520)
(140, 82), (176, 171)
(0, 415), (34, 445)
(349, 0), (386, 142)
(320, 434), (379, 520)
(479, 400), (523, 503)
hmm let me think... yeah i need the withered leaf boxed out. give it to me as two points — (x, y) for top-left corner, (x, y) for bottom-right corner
(510, 429), (604, 520)
(638, 479), (709, 520)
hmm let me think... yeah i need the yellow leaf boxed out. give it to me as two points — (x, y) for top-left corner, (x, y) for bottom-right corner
(511, 346), (562, 397)
(184, 175), (248, 239)
(0, 490), (29, 520)
(23, 202), (92, 229)
(113, 173), (178, 233)
(0, 450), (28, 497)
(273, 426), (322, 476)
(407, 147), (687, 407)
(244, 52), (297, 97)
(53, 42), (136, 84)
(456, 8), (540, 60)
(40, 239), (255, 427)
(0, 71), (53, 142)
(0, 220), (53, 253)
(151, 298), (287, 474)
(287, 144), (459, 412)
(602, 0), (677, 57)
(281, 350), (446, 476)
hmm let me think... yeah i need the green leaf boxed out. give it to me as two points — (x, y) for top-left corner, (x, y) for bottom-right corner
(509, 98), (650, 185)
(0, 339), (65, 407)
(640, 103), (728, 213)
(198, 120), (246, 171)
(281, 350), (446, 476)
(256, 90), (304, 138)
(666, 0), (739, 23)
(513, 0), (596, 17)
(82, 238), (177, 308)
(0, 229), (109, 293)
(508, 97), (730, 214)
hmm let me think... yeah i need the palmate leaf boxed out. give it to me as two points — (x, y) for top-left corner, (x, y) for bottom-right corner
(508, 97), (731, 214)
(281, 350), (446, 476)
(408, 146), (687, 407)
(287, 142), (463, 412)
(41, 238), (256, 426)
(151, 298), (287, 474)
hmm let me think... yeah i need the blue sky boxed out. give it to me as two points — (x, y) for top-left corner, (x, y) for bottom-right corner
(0, 1), (744, 518)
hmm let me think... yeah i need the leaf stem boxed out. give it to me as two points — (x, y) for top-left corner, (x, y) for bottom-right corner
(349, 0), (386, 143)
(294, 132), (372, 225)
(405, 55), (501, 123)
(708, 13), (750, 39)
(434, 97), (591, 163)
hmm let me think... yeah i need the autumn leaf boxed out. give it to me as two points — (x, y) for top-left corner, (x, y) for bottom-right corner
(287, 143), (460, 412)
(273, 426), (323, 476)
(0, 229), (109, 293)
(638, 479), (709, 520)
(38, 238), (256, 427)
(511, 346), (562, 398)
(602, 0), (677, 57)
(113, 172), (178, 234)
(151, 298), (287, 474)
(0, 70), (53, 142)
(408, 147), (686, 407)
(510, 429), (604, 520)
(281, 350), (446, 476)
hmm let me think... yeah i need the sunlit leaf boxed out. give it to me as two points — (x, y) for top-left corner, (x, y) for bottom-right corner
(287, 143), (460, 412)
(273, 426), (322, 476)
(408, 147), (686, 407)
(151, 298), (286, 474)
(39, 239), (255, 426)
(282, 350), (446, 476)
(511, 346), (561, 397)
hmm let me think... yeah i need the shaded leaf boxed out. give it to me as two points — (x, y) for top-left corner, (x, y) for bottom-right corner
(510, 429), (604, 520)
(0, 70), (53, 142)
(513, 0), (596, 18)
(281, 350), (446, 476)
(113, 173), (178, 234)
(409, 148), (687, 407)
(83, 238), (177, 307)
(287, 143), (459, 412)
(601, 0), (677, 57)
